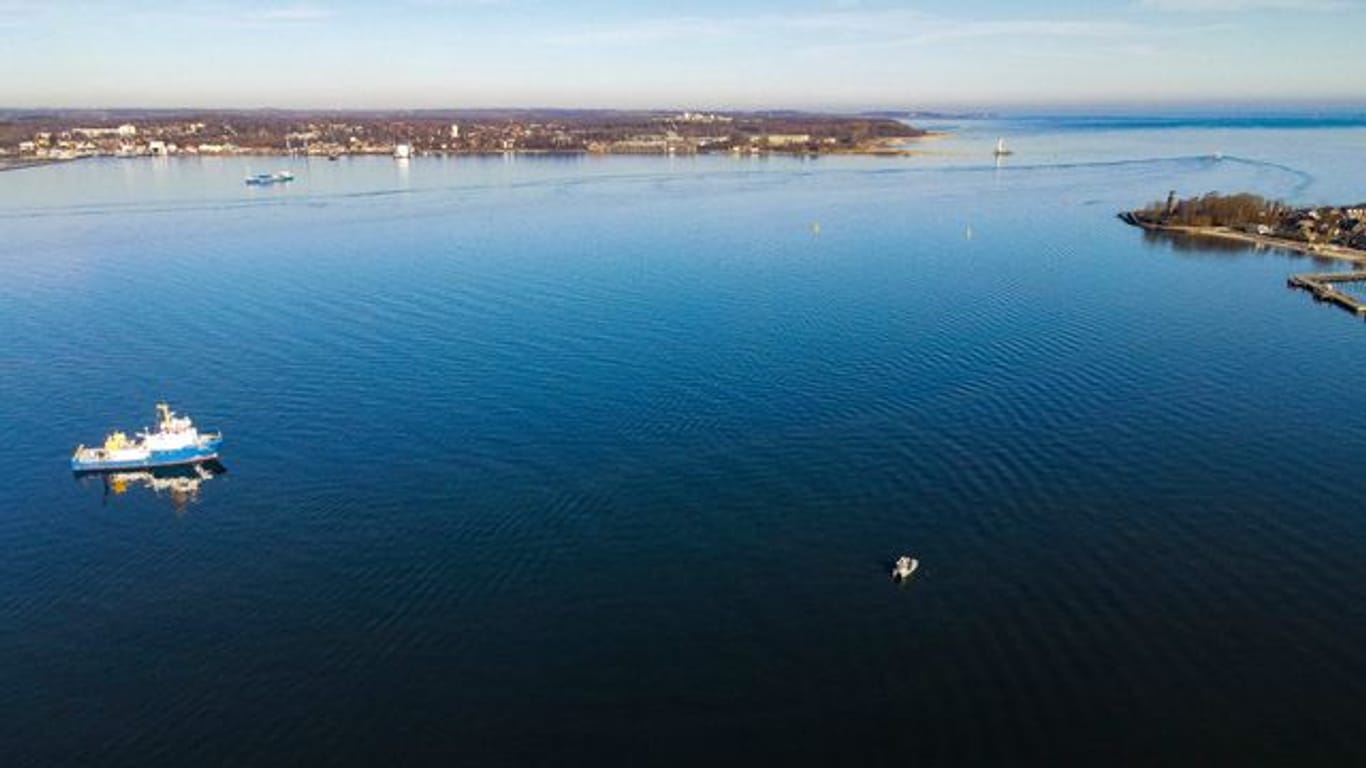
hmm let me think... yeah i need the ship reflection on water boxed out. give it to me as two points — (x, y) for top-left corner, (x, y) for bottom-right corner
(78, 461), (227, 513)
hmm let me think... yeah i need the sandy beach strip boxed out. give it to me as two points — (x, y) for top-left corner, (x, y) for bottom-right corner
(1133, 221), (1366, 266)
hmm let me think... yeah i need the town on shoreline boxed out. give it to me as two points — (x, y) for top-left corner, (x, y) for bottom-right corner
(1121, 191), (1366, 319)
(0, 108), (930, 165)
(1120, 191), (1366, 261)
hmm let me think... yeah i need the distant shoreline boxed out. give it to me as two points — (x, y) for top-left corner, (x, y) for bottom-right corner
(0, 134), (950, 170)
(0, 157), (71, 173)
(829, 133), (950, 156)
(1121, 218), (1366, 265)
(0, 109), (931, 163)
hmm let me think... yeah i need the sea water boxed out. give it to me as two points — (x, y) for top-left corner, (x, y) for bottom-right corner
(2, 114), (1365, 763)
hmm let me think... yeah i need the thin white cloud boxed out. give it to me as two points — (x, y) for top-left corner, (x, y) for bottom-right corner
(404, 0), (508, 6)
(792, 18), (1159, 62)
(243, 5), (332, 22)
(538, 16), (739, 46)
(1139, 0), (1352, 11)
(769, 8), (928, 33)
(538, 9), (1141, 49)
(119, 3), (335, 28)
(908, 19), (1143, 44)
(538, 9), (932, 47)
(0, 0), (39, 26)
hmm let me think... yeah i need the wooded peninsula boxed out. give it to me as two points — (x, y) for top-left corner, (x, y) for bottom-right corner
(1120, 192), (1366, 259)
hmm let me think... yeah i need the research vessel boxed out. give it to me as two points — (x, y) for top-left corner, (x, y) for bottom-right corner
(72, 403), (223, 472)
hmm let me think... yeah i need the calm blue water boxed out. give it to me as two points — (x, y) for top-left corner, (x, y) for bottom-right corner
(3, 116), (1366, 764)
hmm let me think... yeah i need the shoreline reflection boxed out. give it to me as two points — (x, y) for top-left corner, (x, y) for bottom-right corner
(1138, 228), (1346, 268)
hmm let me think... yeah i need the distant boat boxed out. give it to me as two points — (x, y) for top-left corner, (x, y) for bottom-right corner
(892, 556), (919, 581)
(993, 137), (1013, 156)
(394, 143), (412, 159)
(244, 170), (294, 186)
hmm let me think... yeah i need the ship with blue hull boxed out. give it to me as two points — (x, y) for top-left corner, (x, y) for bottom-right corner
(72, 403), (223, 473)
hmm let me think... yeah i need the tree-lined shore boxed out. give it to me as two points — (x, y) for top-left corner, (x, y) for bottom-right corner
(1120, 192), (1366, 258)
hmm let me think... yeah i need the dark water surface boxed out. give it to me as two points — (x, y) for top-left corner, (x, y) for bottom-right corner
(3, 118), (1366, 764)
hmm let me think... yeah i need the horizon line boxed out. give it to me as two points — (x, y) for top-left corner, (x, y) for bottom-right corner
(4, 97), (1366, 115)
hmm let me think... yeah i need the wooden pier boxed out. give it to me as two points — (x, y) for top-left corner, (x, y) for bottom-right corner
(1287, 272), (1366, 317)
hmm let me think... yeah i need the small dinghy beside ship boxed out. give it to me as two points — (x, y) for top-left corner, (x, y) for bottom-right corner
(71, 403), (223, 472)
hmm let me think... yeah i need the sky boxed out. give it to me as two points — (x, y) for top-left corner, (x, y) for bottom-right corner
(2, 0), (1364, 109)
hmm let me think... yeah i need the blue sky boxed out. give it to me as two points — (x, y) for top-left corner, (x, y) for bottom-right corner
(2, 0), (1363, 108)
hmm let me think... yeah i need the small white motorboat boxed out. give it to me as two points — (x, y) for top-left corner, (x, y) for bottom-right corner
(892, 555), (919, 581)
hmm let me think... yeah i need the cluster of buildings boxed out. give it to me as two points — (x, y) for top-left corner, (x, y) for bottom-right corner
(10, 120), (241, 159)
(671, 112), (734, 124)
(1, 111), (923, 162)
(1273, 206), (1366, 251)
(1132, 193), (1366, 253)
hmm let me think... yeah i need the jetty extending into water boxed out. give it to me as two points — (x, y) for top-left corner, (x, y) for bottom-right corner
(1286, 272), (1366, 318)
